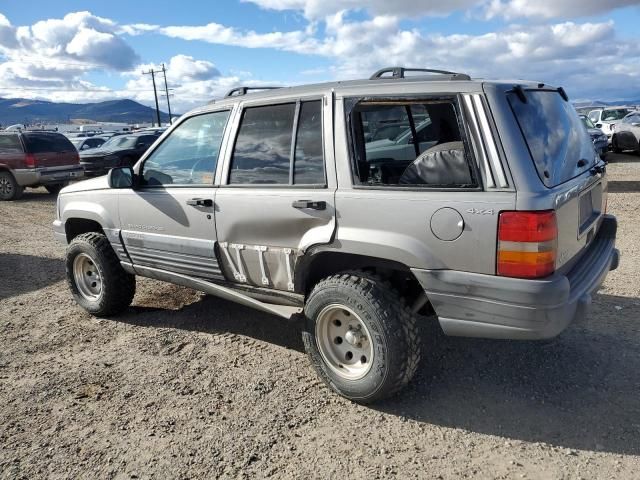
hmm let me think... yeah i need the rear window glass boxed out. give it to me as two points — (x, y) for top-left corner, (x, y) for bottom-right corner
(507, 90), (595, 188)
(23, 133), (75, 153)
(0, 135), (23, 153)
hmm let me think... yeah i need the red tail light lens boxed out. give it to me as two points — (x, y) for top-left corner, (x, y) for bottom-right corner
(24, 153), (36, 168)
(497, 210), (557, 279)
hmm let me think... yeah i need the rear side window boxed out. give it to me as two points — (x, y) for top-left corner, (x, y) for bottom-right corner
(293, 101), (324, 184)
(23, 133), (75, 153)
(507, 90), (595, 188)
(349, 99), (476, 188)
(229, 100), (325, 185)
(0, 135), (23, 154)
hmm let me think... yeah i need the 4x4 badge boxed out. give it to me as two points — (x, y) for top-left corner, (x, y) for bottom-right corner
(466, 208), (495, 215)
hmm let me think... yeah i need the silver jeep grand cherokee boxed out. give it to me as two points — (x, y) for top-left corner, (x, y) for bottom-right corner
(53, 67), (620, 403)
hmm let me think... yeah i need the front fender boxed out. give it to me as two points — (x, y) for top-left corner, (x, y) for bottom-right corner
(59, 190), (120, 231)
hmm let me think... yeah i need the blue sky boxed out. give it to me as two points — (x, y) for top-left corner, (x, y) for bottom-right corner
(0, 0), (638, 111)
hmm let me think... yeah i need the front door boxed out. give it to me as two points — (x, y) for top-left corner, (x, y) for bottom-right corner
(118, 110), (232, 281)
(214, 97), (336, 291)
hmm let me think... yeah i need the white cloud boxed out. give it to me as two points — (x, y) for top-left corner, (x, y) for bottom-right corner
(0, 11), (138, 70)
(242, 0), (477, 18)
(484, 0), (639, 20)
(159, 22), (319, 53)
(122, 55), (286, 112)
(244, 0), (638, 19)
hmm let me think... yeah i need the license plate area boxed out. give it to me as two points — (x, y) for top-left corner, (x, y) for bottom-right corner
(578, 183), (602, 237)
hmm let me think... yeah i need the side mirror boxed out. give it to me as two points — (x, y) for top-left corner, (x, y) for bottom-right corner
(107, 166), (135, 189)
(595, 123), (602, 128)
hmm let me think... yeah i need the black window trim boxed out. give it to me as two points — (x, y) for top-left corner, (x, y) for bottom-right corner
(222, 96), (327, 189)
(137, 109), (232, 189)
(344, 94), (483, 192)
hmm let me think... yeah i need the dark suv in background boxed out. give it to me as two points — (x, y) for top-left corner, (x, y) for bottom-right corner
(0, 131), (83, 200)
(79, 132), (160, 177)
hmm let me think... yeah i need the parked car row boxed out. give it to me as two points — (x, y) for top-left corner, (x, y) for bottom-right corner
(576, 106), (640, 158)
(0, 129), (163, 200)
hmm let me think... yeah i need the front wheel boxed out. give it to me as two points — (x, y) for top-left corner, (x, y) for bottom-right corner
(303, 272), (422, 403)
(66, 232), (136, 316)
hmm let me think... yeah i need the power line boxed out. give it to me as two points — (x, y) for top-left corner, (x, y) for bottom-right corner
(161, 63), (173, 124)
(142, 68), (162, 127)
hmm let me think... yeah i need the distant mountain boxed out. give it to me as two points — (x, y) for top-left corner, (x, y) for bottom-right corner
(573, 99), (640, 108)
(0, 98), (171, 126)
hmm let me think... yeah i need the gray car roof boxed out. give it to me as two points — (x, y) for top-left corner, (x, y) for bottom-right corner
(188, 77), (547, 116)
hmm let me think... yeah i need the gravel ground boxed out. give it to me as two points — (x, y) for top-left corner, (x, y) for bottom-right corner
(1, 153), (639, 479)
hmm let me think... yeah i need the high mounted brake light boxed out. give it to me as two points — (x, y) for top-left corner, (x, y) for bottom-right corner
(497, 210), (557, 279)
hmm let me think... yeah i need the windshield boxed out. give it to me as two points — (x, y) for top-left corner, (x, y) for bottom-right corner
(70, 139), (84, 148)
(507, 90), (595, 188)
(602, 109), (630, 121)
(580, 115), (596, 129)
(102, 136), (136, 149)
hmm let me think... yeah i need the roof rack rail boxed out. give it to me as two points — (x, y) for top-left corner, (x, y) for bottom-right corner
(224, 86), (283, 98)
(370, 67), (471, 81)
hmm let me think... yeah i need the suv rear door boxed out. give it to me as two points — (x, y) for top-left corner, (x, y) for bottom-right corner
(0, 134), (25, 170)
(213, 94), (336, 291)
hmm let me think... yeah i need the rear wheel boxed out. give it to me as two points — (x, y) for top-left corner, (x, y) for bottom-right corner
(66, 232), (136, 316)
(0, 171), (23, 201)
(303, 272), (422, 403)
(45, 183), (66, 195)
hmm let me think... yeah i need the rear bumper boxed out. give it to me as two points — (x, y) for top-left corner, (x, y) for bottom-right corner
(413, 215), (619, 340)
(13, 166), (84, 187)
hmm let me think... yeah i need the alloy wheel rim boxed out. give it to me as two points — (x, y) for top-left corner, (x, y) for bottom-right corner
(315, 304), (374, 380)
(0, 177), (12, 195)
(73, 253), (103, 301)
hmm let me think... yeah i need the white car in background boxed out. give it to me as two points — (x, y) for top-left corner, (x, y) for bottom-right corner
(612, 111), (640, 154)
(588, 107), (633, 145)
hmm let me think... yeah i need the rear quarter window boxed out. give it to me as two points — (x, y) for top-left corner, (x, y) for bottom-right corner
(23, 133), (75, 153)
(0, 135), (23, 154)
(507, 90), (595, 188)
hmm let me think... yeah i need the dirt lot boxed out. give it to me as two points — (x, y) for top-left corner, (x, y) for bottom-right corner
(1, 153), (639, 479)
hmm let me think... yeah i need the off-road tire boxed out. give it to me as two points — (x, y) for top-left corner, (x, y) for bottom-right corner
(66, 232), (136, 317)
(302, 272), (422, 403)
(0, 171), (23, 200)
(45, 183), (65, 195)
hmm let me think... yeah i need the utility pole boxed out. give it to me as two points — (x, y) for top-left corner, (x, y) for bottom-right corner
(161, 64), (172, 124)
(142, 68), (162, 127)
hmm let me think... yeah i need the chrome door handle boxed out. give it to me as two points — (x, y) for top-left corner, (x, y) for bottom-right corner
(292, 200), (326, 210)
(186, 198), (213, 207)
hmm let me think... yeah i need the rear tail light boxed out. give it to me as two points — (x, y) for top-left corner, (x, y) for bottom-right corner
(497, 210), (557, 279)
(24, 153), (36, 168)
